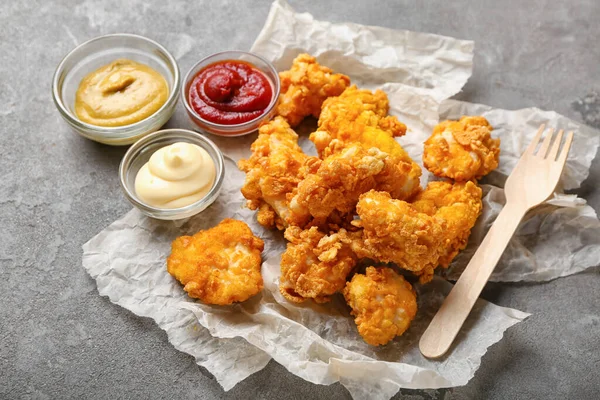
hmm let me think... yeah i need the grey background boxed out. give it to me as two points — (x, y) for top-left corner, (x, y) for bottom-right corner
(1, 0), (599, 399)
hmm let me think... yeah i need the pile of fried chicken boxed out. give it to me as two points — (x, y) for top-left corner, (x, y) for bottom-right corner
(238, 54), (500, 346)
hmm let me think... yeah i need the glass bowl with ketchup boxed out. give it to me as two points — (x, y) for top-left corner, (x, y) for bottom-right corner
(52, 33), (180, 145)
(119, 129), (225, 220)
(181, 51), (280, 137)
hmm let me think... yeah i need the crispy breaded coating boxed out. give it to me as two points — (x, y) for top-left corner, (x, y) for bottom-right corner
(288, 143), (417, 225)
(351, 127), (422, 200)
(310, 86), (407, 155)
(343, 266), (417, 346)
(411, 180), (483, 267)
(309, 85), (408, 157)
(279, 182), (482, 301)
(311, 126), (422, 201)
(354, 190), (443, 282)
(167, 219), (264, 305)
(423, 116), (500, 181)
(354, 181), (482, 283)
(276, 54), (351, 127)
(238, 116), (312, 230)
(233, 55), (494, 346)
(279, 226), (361, 303)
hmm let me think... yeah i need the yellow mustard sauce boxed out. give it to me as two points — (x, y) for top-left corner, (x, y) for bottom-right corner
(75, 59), (168, 127)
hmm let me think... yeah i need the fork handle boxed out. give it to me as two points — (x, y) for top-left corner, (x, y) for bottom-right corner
(419, 203), (527, 359)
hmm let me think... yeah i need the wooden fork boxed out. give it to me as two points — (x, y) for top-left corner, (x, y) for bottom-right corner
(419, 125), (574, 359)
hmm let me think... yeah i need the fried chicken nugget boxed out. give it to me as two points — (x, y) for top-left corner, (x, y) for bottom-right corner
(279, 226), (361, 303)
(238, 116), (312, 230)
(310, 86), (407, 155)
(288, 143), (417, 225)
(311, 126), (422, 201)
(354, 127), (422, 200)
(277, 54), (351, 127)
(167, 219), (264, 305)
(354, 190), (443, 282)
(423, 116), (500, 181)
(411, 180), (483, 267)
(343, 266), (417, 346)
(354, 181), (483, 283)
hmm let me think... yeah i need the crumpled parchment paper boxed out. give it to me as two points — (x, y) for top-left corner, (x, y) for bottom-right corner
(82, 179), (529, 399)
(82, 0), (599, 398)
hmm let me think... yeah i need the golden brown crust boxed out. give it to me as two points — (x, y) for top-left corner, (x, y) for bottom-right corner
(310, 125), (421, 202)
(314, 86), (407, 153)
(343, 266), (417, 346)
(309, 86), (419, 201)
(354, 181), (482, 283)
(276, 54), (351, 127)
(279, 226), (361, 303)
(423, 116), (500, 181)
(288, 143), (419, 225)
(238, 117), (312, 230)
(232, 56), (492, 348)
(354, 190), (443, 282)
(411, 180), (483, 268)
(167, 219), (264, 305)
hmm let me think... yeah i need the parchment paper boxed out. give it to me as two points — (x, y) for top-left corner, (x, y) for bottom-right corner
(82, 171), (529, 399)
(82, 0), (599, 398)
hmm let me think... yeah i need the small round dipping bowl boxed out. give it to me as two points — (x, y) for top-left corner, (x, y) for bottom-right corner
(119, 129), (224, 220)
(181, 50), (280, 137)
(53, 33), (180, 145)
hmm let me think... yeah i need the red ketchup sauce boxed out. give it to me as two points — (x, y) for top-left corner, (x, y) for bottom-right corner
(188, 60), (273, 125)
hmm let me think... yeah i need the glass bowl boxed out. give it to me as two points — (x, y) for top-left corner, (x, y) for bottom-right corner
(119, 129), (225, 220)
(181, 50), (280, 137)
(52, 33), (181, 146)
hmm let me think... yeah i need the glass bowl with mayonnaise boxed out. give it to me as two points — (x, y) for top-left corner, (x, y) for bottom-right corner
(52, 33), (180, 145)
(119, 129), (225, 220)
(181, 51), (280, 137)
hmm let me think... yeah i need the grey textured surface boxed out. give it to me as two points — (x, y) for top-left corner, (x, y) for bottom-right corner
(1, 0), (599, 399)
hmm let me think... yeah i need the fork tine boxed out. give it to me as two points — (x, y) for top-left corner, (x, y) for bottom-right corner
(548, 129), (564, 160)
(526, 124), (546, 154)
(557, 131), (574, 166)
(537, 128), (554, 158)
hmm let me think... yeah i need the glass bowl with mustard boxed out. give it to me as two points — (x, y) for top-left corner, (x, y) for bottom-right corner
(52, 33), (180, 145)
(181, 51), (280, 137)
(119, 129), (225, 220)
